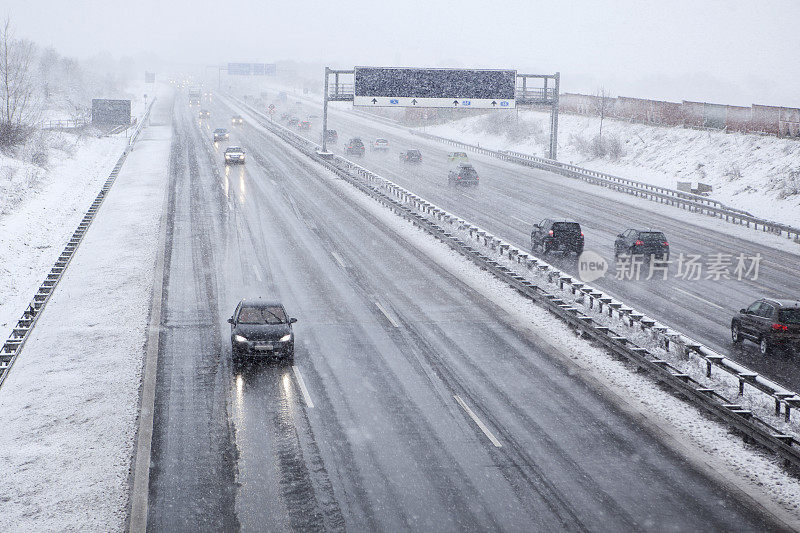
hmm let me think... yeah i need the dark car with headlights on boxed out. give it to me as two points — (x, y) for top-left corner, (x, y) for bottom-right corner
(228, 300), (297, 362)
(213, 128), (229, 142)
(731, 298), (800, 355)
(614, 229), (669, 261)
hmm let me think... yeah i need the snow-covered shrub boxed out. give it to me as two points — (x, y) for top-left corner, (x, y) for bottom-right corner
(723, 164), (743, 182)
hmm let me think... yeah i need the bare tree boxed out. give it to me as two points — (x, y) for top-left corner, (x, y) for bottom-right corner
(593, 86), (614, 138)
(0, 17), (39, 147)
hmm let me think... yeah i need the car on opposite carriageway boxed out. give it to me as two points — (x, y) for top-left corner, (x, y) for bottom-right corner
(399, 149), (422, 163)
(447, 163), (479, 187)
(231, 115), (244, 125)
(731, 298), (800, 355)
(531, 219), (584, 256)
(614, 229), (670, 261)
(324, 129), (338, 144)
(346, 137), (365, 157)
(448, 151), (469, 163)
(371, 138), (390, 152)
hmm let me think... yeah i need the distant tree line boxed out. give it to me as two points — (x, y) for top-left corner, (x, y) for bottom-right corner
(1, 16), (138, 149)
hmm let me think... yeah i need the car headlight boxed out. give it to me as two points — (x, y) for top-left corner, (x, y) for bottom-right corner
(279, 333), (292, 342)
(234, 334), (248, 343)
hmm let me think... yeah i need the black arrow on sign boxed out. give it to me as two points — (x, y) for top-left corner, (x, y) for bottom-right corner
(411, 99), (417, 105)
(453, 100), (459, 106)
(491, 101), (497, 107)
(371, 98), (378, 104)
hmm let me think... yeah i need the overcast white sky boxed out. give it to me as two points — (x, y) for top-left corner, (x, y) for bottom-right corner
(5, 0), (800, 106)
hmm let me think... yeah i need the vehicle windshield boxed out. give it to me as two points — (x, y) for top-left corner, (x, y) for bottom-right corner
(408, 150), (421, 156)
(238, 306), (288, 324)
(778, 309), (800, 324)
(459, 167), (477, 178)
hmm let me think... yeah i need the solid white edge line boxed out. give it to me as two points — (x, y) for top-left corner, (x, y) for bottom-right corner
(510, 215), (529, 226)
(674, 287), (725, 310)
(454, 395), (502, 448)
(252, 265), (262, 282)
(331, 251), (346, 268)
(292, 365), (314, 408)
(461, 193), (476, 201)
(374, 300), (399, 328)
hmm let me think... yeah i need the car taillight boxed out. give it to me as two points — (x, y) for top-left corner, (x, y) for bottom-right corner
(580, 232), (584, 237)
(772, 323), (788, 331)
(634, 240), (644, 246)
(548, 230), (554, 236)
(662, 241), (669, 246)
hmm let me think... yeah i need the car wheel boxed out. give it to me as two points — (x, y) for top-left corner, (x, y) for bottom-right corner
(731, 323), (742, 343)
(759, 336), (771, 356)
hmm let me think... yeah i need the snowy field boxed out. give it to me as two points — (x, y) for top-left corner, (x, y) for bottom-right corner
(0, 84), (155, 347)
(0, 89), (172, 532)
(424, 109), (800, 229)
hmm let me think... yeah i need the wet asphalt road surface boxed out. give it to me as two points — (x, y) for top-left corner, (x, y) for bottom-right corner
(145, 97), (787, 532)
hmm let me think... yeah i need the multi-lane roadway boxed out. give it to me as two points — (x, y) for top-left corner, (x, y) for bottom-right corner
(273, 95), (800, 393)
(144, 95), (788, 531)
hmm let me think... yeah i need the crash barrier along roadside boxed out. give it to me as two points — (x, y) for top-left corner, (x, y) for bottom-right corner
(0, 98), (156, 389)
(230, 95), (800, 469)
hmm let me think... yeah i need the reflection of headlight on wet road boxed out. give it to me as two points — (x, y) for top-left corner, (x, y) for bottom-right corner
(234, 334), (248, 343)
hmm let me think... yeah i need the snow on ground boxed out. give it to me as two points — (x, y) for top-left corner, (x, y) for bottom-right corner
(0, 88), (172, 532)
(424, 109), (800, 228)
(0, 85), (155, 350)
(0, 134), (125, 344)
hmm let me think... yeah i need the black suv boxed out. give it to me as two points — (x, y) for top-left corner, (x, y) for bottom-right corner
(447, 163), (479, 187)
(399, 149), (422, 163)
(346, 137), (365, 157)
(531, 219), (584, 256)
(228, 299), (298, 363)
(731, 298), (800, 355)
(614, 229), (669, 260)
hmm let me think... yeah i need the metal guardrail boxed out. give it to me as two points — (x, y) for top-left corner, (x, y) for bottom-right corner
(0, 98), (156, 390)
(409, 130), (800, 243)
(232, 95), (800, 469)
(41, 118), (90, 130)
